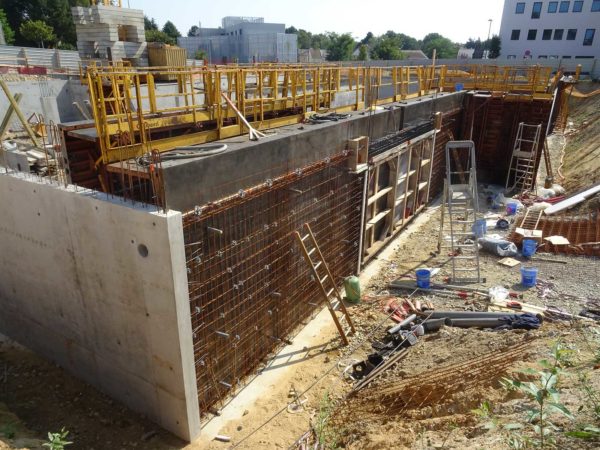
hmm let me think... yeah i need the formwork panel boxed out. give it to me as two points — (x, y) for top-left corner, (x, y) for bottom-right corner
(182, 154), (363, 416)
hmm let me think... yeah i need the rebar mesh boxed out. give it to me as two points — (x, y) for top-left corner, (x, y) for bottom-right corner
(182, 154), (363, 416)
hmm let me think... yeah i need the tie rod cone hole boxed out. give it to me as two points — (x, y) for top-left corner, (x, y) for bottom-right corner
(138, 244), (149, 258)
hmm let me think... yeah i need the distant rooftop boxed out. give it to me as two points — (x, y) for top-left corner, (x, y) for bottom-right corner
(222, 16), (264, 28)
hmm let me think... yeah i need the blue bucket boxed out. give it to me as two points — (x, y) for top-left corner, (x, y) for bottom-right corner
(472, 219), (487, 238)
(506, 202), (518, 215)
(520, 266), (538, 288)
(416, 269), (431, 289)
(522, 239), (537, 257)
(455, 82), (464, 91)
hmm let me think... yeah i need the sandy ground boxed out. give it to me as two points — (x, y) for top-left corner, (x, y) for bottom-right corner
(2, 198), (600, 450)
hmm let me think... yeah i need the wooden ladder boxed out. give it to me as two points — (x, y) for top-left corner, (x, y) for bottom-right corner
(295, 223), (355, 346)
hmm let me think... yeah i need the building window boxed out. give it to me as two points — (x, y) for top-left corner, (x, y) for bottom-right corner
(567, 29), (577, 40)
(532, 2), (543, 17)
(593, 0), (600, 11)
(516, 2), (526, 13)
(548, 1), (558, 12)
(584, 28), (595, 45)
(507, 55), (517, 59)
(573, 0), (584, 11)
(528, 29), (538, 40)
(553, 29), (564, 39)
(559, 1), (570, 12)
(538, 55), (548, 59)
(562, 55), (572, 58)
(542, 29), (553, 40)
(511, 29), (521, 40)
(575, 55), (594, 58)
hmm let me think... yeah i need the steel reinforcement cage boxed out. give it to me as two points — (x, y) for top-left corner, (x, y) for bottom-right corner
(85, 64), (554, 167)
(182, 153), (363, 416)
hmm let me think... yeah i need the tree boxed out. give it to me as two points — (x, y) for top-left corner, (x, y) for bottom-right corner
(0, 9), (15, 44)
(360, 31), (374, 46)
(325, 32), (355, 61)
(187, 25), (199, 37)
(285, 26), (297, 34)
(488, 35), (501, 58)
(371, 33), (403, 60)
(194, 49), (207, 60)
(396, 33), (419, 50)
(145, 29), (176, 45)
(297, 29), (312, 49)
(421, 32), (459, 59)
(144, 16), (158, 31)
(1, 0), (89, 47)
(357, 44), (368, 61)
(48, 0), (78, 49)
(20, 20), (55, 48)
(162, 21), (181, 40)
(312, 33), (332, 50)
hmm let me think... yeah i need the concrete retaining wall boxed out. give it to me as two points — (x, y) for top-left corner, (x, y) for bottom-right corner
(160, 92), (464, 211)
(0, 172), (200, 441)
(0, 79), (89, 131)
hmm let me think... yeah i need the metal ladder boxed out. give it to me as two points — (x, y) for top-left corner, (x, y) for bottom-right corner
(295, 223), (355, 346)
(438, 141), (483, 284)
(505, 123), (542, 193)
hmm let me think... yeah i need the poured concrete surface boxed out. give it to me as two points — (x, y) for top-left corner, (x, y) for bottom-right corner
(160, 92), (464, 211)
(0, 172), (200, 441)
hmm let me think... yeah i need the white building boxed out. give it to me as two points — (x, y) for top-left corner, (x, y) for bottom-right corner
(499, 0), (600, 60)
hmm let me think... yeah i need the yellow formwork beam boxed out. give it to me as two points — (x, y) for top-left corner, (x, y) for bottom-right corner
(85, 63), (554, 166)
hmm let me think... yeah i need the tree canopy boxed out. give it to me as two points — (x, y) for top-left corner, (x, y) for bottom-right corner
(325, 32), (355, 61)
(286, 25), (464, 61)
(187, 25), (199, 37)
(489, 35), (501, 59)
(162, 20), (181, 39)
(421, 33), (459, 59)
(144, 16), (158, 31)
(145, 29), (176, 45)
(370, 32), (404, 60)
(0, 9), (15, 44)
(0, 0), (90, 47)
(20, 19), (55, 48)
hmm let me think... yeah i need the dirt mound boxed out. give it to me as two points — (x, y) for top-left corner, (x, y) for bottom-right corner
(560, 82), (600, 194)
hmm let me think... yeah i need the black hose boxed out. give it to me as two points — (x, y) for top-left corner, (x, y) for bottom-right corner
(136, 144), (227, 166)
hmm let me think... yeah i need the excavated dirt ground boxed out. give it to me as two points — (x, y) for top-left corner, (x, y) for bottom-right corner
(2, 83), (600, 450)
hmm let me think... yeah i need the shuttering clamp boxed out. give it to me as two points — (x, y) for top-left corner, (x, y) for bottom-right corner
(295, 223), (355, 345)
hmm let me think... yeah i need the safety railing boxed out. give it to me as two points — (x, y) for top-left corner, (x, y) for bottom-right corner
(84, 64), (554, 166)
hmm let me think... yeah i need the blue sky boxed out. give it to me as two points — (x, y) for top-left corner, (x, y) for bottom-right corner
(127, 0), (505, 43)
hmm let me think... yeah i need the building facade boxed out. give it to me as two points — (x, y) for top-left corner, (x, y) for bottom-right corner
(499, 0), (600, 60)
(177, 16), (297, 63)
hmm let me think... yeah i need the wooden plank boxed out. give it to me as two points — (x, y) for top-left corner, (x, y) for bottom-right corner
(367, 209), (391, 226)
(367, 186), (393, 206)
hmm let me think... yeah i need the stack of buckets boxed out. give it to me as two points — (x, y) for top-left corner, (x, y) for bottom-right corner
(521, 239), (538, 288)
(416, 269), (431, 288)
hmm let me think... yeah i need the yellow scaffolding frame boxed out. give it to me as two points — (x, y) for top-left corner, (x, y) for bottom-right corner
(85, 63), (554, 165)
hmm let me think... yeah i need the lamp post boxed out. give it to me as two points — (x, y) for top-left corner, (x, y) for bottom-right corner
(486, 19), (493, 59)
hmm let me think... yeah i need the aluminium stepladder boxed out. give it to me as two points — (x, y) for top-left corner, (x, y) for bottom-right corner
(437, 140), (483, 284)
(505, 123), (543, 193)
(295, 223), (355, 346)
